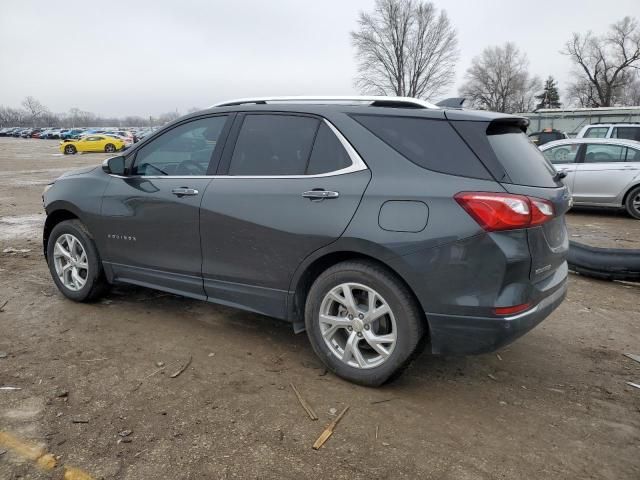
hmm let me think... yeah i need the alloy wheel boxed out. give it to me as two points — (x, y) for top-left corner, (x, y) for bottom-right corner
(319, 283), (397, 369)
(632, 192), (640, 216)
(53, 234), (88, 291)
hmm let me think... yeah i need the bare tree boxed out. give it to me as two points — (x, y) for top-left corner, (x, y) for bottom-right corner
(563, 16), (640, 107)
(459, 43), (541, 113)
(0, 107), (27, 126)
(351, 0), (458, 99)
(619, 71), (640, 105)
(158, 111), (181, 124)
(21, 96), (48, 125)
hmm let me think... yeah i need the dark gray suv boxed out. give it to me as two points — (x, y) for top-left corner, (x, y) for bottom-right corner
(43, 96), (570, 386)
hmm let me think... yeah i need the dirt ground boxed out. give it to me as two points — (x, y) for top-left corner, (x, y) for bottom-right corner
(0, 137), (639, 480)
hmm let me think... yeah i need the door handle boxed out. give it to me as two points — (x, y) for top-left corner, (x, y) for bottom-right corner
(171, 187), (199, 197)
(302, 190), (339, 200)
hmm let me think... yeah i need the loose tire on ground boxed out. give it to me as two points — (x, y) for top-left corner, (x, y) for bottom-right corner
(305, 260), (426, 387)
(46, 219), (109, 302)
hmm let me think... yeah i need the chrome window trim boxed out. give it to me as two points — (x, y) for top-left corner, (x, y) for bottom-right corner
(119, 119), (367, 180)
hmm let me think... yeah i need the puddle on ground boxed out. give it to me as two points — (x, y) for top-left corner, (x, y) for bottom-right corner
(0, 214), (44, 241)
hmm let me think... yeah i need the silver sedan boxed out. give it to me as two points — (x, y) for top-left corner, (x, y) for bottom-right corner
(540, 138), (640, 219)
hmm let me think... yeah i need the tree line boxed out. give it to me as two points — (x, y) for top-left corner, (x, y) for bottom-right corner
(0, 98), (200, 128)
(352, 0), (640, 113)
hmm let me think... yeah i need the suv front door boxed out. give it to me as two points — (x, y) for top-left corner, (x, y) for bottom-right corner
(199, 113), (371, 318)
(99, 115), (231, 298)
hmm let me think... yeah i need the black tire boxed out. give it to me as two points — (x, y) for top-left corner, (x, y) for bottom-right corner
(104, 143), (116, 153)
(63, 144), (76, 155)
(46, 219), (109, 302)
(624, 185), (640, 220)
(305, 260), (425, 387)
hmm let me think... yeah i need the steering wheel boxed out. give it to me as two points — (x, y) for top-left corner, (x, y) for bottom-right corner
(176, 159), (206, 175)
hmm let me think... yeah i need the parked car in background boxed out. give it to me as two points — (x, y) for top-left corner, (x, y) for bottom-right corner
(540, 138), (640, 219)
(528, 128), (568, 146)
(43, 96), (570, 386)
(60, 135), (125, 154)
(61, 129), (85, 140)
(577, 123), (640, 142)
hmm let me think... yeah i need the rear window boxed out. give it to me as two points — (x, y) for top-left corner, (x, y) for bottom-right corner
(486, 124), (558, 187)
(351, 114), (491, 179)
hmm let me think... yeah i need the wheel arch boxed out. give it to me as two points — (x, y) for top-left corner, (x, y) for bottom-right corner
(43, 206), (82, 259)
(287, 245), (428, 335)
(622, 181), (640, 208)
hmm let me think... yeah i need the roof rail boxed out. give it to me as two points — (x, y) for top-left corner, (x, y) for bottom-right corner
(212, 96), (438, 109)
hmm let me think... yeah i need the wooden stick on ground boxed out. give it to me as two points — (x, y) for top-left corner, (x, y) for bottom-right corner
(312, 406), (349, 450)
(290, 383), (318, 420)
(170, 356), (192, 378)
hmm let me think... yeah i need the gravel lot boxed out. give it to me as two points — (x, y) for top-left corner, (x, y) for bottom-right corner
(0, 137), (639, 479)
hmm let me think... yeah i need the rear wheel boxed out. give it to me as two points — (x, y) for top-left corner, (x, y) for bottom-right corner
(305, 260), (425, 386)
(63, 144), (76, 155)
(104, 143), (116, 153)
(625, 185), (640, 219)
(47, 220), (109, 302)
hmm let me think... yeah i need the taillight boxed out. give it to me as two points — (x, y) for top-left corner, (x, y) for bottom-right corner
(455, 192), (554, 232)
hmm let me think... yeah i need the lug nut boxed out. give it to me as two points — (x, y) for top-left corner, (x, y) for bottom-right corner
(357, 332), (363, 337)
(347, 326), (353, 331)
(364, 324), (370, 330)
(348, 314), (353, 320)
(358, 313), (364, 319)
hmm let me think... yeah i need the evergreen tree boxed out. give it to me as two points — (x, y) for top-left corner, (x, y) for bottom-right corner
(535, 77), (562, 109)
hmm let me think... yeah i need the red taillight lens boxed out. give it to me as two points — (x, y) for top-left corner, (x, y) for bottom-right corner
(455, 192), (554, 231)
(493, 303), (531, 316)
(529, 197), (554, 226)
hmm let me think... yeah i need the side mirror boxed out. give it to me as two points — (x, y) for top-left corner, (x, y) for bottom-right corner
(102, 156), (126, 175)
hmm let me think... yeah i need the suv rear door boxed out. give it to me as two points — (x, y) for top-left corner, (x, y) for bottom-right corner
(199, 112), (370, 318)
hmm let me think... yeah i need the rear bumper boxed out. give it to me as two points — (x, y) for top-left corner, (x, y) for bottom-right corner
(426, 276), (567, 355)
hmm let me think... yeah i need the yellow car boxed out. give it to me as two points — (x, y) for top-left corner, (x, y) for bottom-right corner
(60, 135), (126, 155)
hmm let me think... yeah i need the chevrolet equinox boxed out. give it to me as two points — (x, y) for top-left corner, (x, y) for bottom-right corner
(43, 96), (570, 386)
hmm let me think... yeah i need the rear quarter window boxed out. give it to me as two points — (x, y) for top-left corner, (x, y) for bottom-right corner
(351, 114), (491, 179)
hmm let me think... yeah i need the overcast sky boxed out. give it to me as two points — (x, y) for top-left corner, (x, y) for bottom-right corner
(1, 0), (638, 117)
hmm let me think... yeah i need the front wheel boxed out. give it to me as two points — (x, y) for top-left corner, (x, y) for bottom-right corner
(104, 143), (116, 153)
(47, 219), (109, 302)
(63, 144), (76, 155)
(625, 185), (640, 219)
(305, 260), (425, 386)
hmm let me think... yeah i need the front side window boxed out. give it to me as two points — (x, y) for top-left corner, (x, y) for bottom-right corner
(543, 144), (580, 164)
(132, 116), (227, 176)
(228, 114), (319, 176)
(583, 127), (609, 138)
(583, 144), (626, 163)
